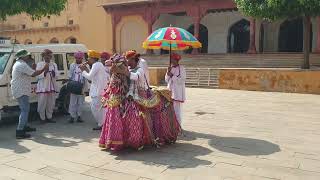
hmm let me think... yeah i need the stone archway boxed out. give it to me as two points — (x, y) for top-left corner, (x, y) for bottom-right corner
(118, 16), (147, 53)
(24, 39), (32, 45)
(186, 24), (209, 54)
(227, 19), (250, 53)
(49, 38), (59, 44)
(37, 39), (45, 44)
(64, 36), (77, 44)
(278, 18), (312, 52)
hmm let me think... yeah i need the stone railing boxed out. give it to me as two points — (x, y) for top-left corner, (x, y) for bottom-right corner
(142, 53), (320, 68)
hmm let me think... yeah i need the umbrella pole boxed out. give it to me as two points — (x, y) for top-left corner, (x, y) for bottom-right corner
(169, 43), (172, 67)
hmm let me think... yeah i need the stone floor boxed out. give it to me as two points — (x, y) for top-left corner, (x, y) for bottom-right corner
(1, 88), (320, 180)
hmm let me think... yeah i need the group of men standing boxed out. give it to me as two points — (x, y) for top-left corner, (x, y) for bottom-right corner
(10, 48), (186, 139)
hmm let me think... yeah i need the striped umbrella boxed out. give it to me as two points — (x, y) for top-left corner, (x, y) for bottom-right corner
(143, 27), (202, 50)
(142, 26), (202, 65)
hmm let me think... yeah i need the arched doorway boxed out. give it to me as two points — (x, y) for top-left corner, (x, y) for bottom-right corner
(228, 19), (250, 53)
(186, 24), (208, 54)
(119, 19), (147, 53)
(65, 37), (77, 44)
(37, 39), (45, 44)
(24, 39), (32, 45)
(278, 18), (312, 52)
(50, 38), (59, 44)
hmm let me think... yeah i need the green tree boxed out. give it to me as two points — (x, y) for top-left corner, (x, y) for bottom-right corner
(0, 0), (67, 20)
(235, 0), (320, 69)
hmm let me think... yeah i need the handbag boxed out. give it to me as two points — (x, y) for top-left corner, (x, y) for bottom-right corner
(66, 64), (84, 95)
(66, 80), (84, 95)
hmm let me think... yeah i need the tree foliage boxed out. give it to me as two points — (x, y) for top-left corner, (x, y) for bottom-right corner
(234, 0), (320, 20)
(235, 0), (320, 69)
(0, 0), (68, 20)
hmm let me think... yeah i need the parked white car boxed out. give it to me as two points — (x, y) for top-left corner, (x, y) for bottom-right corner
(0, 40), (88, 122)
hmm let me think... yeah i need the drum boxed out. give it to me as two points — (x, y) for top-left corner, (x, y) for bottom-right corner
(66, 81), (84, 95)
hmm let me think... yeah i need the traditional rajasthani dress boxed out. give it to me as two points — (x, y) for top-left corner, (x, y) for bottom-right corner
(122, 66), (153, 149)
(99, 66), (129, 151)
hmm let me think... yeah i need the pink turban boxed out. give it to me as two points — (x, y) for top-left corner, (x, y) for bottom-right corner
(74, 51), (85, 59)
(101, 52), (111, 59)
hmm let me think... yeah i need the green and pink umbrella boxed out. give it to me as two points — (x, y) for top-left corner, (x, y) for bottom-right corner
(142, 26), (202, 65)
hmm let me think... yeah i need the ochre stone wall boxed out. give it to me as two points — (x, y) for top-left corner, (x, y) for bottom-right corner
(219, 69), (320, 94)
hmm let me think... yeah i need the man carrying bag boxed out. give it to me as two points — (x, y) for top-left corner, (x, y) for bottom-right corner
(67, 51), (88, 123)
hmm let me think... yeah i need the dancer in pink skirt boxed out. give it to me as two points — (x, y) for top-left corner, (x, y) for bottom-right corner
(99, 54), (129, 151)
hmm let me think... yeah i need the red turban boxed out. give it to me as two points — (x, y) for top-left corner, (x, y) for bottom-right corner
(171, 53), (181, 61)
(101, 52), (110, 59)
(41, 49), (53, 56)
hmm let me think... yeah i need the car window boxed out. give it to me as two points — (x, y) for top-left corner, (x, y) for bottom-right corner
(0, 52), (10, 74)
(66, 53), (88, 69)
(53, 54), (64, 70)
(66, 53), (75, 69)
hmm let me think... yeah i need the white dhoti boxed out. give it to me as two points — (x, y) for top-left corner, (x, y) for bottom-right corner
(90, 96), (105, 126)
(69, 94), (85, 118)
(37, 93), (56, 120)
(173, 101), (182, 126)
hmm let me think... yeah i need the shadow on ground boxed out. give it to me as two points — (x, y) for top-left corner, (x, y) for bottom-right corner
(183, 130), (281, 156)
(113, 142), (213, 169)
(0, 111), (100, 154)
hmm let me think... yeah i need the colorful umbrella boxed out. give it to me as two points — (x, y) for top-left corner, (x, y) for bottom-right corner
(143, 27), (202, 51)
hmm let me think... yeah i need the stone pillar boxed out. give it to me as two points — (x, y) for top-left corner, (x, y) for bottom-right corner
(143, 8), (159, 54)
(187, 5), (207, 54)
(111, 14), (121, 53)
(248, 18), (257, 54)
(192, 16), (201, 54)
(316, 17), (320, 53)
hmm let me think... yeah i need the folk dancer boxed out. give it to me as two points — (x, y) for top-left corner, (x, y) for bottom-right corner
(165, 53), (186, 127)
(80, 50), (109, 130)
(11, 49), (49, 138)
(68, 51), (88, 123)
(36, 49), (58, 124)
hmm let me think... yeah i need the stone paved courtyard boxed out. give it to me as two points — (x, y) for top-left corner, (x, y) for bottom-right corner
(1, 88), (320, 180)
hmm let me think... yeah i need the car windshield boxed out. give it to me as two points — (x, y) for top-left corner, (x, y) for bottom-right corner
(0, 52), (10, 74)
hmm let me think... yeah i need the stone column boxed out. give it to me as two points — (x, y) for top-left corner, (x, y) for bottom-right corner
(143, 8), (159, 54)
(316, 17), (320, 53)
(187, 6), (206, 54)
(111, 14), (121, 53)
(248, 18), (257, 54)
(192, 16), (201, 54)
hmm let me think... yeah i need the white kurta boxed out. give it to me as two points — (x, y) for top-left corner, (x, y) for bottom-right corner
(82, 62), (109, 126)
(138, 58), (150, 88)
(165, 65), (186, 125)
(68, 63), (87, 119)
(36, 62), (59, 121)
(127, 67), (146, 99)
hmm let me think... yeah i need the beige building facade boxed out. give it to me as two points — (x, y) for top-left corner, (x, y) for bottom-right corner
(1, 0), (320, 56)
(0, 0), (113, 52)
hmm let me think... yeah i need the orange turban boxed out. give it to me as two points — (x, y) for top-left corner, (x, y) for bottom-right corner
(125, 50), (140, 59)
(88, 50), (100, 59)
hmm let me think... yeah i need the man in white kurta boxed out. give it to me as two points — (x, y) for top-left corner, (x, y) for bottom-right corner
(81, 50), (109, 130)
(36, 49), (59, 123)
(125, 50), (150, 88)
(68, 51), (88, 123)
(165, 53), (186, 126)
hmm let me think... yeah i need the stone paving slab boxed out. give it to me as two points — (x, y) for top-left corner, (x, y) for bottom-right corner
(0, 89), (320, 180)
